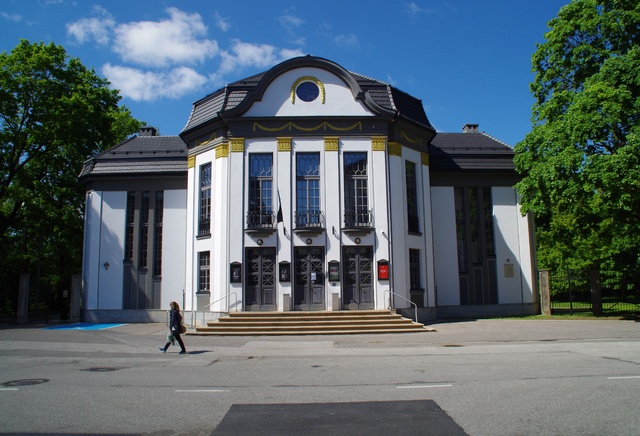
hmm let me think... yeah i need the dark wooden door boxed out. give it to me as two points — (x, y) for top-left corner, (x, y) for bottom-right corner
(294, 247), (325, 310)
(245, 248), (276, 311)
(343, 246), (374, 310)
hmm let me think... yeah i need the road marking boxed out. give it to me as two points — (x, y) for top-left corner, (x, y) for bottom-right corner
(175, 389), (230, 392)
(608, 376), (640, 380)
(397, 384), (453, 389)
(0, 388), (19, 391)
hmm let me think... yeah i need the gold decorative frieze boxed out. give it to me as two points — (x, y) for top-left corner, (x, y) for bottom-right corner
(371, 136), (387, 152)
(253, 121), (362, 133)
(421, 152), (429, 166)
(401, 130), (424, 146)
(277, 137), (292, 152)
(230, 137), (244, 152)
(290, 76), (325, 104)
(187, 155), (196, 169)
(215, 142), (229, 159)
(324, 137), (339, 151)
(388, 142), (402, 157)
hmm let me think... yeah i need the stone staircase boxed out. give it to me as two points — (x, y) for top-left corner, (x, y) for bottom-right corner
(188, 310), (429, 336)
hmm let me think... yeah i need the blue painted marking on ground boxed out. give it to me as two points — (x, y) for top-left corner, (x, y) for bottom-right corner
(42, 323), (126, 331)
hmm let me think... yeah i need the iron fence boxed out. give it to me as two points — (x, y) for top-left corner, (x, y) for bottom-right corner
(548, 270), (640, 315)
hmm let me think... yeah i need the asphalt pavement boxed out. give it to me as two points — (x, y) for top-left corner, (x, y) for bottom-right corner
(1, 318), (639, 435)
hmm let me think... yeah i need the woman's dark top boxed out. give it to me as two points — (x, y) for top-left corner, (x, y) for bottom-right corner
(169, 308), (182, 335)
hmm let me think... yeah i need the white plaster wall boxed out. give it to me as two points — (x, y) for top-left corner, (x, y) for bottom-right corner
(97, 191), (126, 309)
(387, 153), (409, 306)
(421, 165), (436, 308)
(184, 162), (196, 308)
(430, 187), (460, 306)
(492, 187), (534, 304)
(371, 142), (390, 309)
(83, 191), (101, 310)
(161, 189), (187, 309)
(244, 67), (372, 117)
(277, 141), (294, 311)
(322, 141), (342, 307)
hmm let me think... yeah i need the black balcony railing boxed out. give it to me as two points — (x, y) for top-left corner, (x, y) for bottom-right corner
(246, 211), (275, 229)
(344, 208), (373, 228)
(408, 214), (420, 233)
(198, 219), (211, 237)
(295, 210), (325, 229)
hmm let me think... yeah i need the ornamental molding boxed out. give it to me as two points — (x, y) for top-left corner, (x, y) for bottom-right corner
(401, 130), (424, 146)
(253, 121), (362, 133)
(324, 137), (339, 151)
(388, 142), (402, 157)
(371, 136), (387, 152)
(230, 137), (244, 152)
(215, 142), (229, 159)
(290, 76), (325, 104)
(187, 155), (196, 169)
(277, 137), (292, 152)
(421, 152), (429, 166)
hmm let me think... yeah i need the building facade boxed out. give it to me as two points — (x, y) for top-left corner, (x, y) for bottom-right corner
(79, 56), (537, 323)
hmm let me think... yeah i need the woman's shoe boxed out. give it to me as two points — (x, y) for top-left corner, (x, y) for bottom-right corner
(179, 351), (186, 354)
(159, 347), (166, 353)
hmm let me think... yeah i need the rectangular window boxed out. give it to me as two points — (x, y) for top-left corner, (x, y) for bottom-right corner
(153, 191), (163, 276)
(409, 249), (421, 290)
(344, 152), (370, 227)
(296, 152), (322, 228)
(198, 251), (210, 293)
(125, 191), (136, 260)
(199, 163), (211, 237)
(138, 191), (150, 269)
(248, 153), (273, 228)
(406, 161), (419, 233)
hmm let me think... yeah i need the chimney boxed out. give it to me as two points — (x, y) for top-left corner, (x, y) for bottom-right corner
(462, 124), (479, 134)
(139, 126), (158, 136)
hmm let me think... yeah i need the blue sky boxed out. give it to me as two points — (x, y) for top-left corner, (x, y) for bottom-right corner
(1, 0), (570, 147)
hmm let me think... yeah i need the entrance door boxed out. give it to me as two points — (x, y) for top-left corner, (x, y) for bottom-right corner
(343, 246), (374, 310)
(294, 247), (325, 310)
(245, 248), (276, 311)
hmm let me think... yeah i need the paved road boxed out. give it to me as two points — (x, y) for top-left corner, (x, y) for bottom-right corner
(0, 319), (639, 435)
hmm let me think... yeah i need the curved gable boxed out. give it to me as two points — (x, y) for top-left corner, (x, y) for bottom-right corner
(222, 56), (395, 119)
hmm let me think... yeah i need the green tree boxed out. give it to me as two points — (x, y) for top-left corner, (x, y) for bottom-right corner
(514, 0), (640, 279)
(0, 40), (142, 313)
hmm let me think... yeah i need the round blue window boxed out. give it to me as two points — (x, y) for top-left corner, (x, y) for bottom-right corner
(296, 81), (320, 102)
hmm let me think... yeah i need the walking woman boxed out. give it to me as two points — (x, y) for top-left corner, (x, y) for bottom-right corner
(159, 301), (187, 354)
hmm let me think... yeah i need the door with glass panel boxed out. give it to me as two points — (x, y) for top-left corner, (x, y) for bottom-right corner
(342, 246), (374, 309)
(294, 247), (325, 310)
(245, 248), (276, 311)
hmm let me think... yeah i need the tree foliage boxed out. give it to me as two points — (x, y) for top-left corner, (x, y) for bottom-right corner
(0, 40), (142, 312)
(514, 0), (640, 276)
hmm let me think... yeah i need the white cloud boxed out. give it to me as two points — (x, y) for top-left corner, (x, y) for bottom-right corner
(1, 12), (22, 22)
(66, 6), (114, 45)
(333, 33), (360, 49)
(213, 11), (230, 32)
(404, 2), (436, 18)
(214, 41), (304, 79)
(102, 64), (207, 101)
(113, 8), (218, 68)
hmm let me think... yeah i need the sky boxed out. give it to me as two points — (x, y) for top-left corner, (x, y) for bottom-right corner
(1, 0), (571, 147)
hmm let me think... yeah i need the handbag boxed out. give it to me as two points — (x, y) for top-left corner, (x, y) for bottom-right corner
(180, 322), (186, 334)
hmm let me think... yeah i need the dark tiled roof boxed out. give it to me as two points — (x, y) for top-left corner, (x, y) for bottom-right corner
(182, 56), (434, 134)
(79, 135), (188, 180)
(429, 132), (515, 171)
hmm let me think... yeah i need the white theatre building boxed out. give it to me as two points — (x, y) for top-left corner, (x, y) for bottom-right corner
(79, 56), (537, 323)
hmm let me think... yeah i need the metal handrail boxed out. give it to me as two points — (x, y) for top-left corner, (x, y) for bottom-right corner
(384, 290), (418, 323)
(197, 291), (239, 326)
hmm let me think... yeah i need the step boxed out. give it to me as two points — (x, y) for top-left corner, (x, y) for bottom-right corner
(187, 310), (428, 336)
